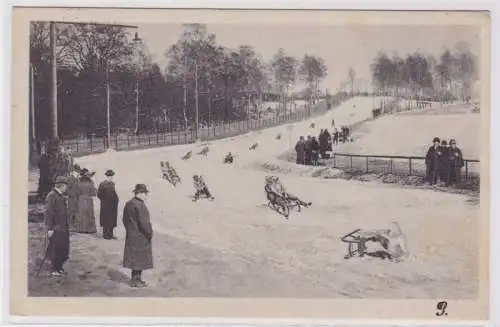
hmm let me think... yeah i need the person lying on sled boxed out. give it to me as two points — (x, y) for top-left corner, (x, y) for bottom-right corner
(223, 152), (234, 164)
(357, 222), (409, 262)
(265, 176), (311, 207)
(165, 161), (179, 180)
(192, 175), (214, 201)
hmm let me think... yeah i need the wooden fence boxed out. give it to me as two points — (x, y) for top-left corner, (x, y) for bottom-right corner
(60, 95), (350, 156)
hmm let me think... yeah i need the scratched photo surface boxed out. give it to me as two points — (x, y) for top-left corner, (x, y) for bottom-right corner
(11, 8), (489, 319)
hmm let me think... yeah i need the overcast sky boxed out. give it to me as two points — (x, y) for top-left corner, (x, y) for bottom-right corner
(137, 23), (480, 92)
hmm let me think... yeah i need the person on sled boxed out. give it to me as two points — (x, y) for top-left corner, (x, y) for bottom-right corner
(223, 152), (234, 164)
(192, 175), (214, 201)
(265, 176), (311, 208)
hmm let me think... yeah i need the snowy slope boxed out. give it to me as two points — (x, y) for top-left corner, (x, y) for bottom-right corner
(336, 111), (480, 159)
(70, 96), (479, 298)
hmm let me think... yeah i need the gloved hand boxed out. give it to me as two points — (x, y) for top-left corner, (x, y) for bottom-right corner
(47, 230), (54, 238)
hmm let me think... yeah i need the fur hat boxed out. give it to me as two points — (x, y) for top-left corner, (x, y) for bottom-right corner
(432, 137), (440, 143)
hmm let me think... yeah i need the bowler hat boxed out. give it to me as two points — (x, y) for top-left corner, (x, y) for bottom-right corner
(105, 169), (115, 176)
(54, 176), (68, 185)
(133, 184), (149, 194)
(432, 137), (440, 143)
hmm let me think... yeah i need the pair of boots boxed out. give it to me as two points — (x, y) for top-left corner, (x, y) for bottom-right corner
(129, 270), (147, 288)
(103, 227), (117, 240)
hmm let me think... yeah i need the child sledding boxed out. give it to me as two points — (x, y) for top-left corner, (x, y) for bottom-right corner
(160, 161), (181, 186)
(192, 174), (214, 202)
(264, 176), (311, 218)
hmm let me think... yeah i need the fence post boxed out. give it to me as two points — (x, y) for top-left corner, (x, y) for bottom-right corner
(365, 156), (369, 172)
(350, 156), (353, 169)
(389, 158), (393, 173)
(115, 134), (118, 150)
(156, 132), (159, 145)
(465, 160), (469, 180)
(333, 154), (336, 168)
(90, 134), (93, 152)
(127, 134), (130, 148)
(104, 136), (107, 150)
(76, 137), (79, 153)
(409, 158), (412, 175)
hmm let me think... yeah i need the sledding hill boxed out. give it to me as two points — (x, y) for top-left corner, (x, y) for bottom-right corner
(29, 96), (479, 299)
(335, 103), (480, 159)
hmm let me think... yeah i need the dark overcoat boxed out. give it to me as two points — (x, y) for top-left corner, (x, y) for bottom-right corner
(295, 140), (305, 164)
(44, 189), (70, 264)
(122, 197), (153, 270)
(425, 145), (442, 171)
(97, 180), (119, 228)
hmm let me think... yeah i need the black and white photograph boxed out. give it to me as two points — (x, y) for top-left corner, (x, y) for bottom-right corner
(10, 7), (490, 320)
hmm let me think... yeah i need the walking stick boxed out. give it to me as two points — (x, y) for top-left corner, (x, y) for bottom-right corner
(35, 232), (51, 277)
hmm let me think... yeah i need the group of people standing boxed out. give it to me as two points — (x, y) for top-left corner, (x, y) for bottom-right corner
(37, 143), (74, 198)
(294, 127), (338, 166)
(425, 137), (465, 187)
(39, 141), (155, 287)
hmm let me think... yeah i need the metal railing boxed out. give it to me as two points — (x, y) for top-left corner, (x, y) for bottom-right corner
(329, 152), (480, 182)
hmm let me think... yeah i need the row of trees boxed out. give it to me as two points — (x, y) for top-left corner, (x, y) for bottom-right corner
(30, 23), (329, 141)
(370, 42), (478, 102)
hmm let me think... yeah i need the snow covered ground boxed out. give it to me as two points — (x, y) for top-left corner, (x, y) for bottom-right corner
(30, 96), (480, 298)
(335, 104), (480, 162)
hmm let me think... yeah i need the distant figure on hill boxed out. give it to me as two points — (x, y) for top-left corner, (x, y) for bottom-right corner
(182, 151), (192, 160)
(198, 146), (209, 156)
(249, 142), (258, 151)
(223, 152), (235, 164)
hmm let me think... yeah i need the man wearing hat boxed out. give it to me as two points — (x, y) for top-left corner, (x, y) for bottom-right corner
(446, 139), (464, 187)
(44, 176), (70, 277)
(425, 137), (443, 185)
(122, 184), (153, 287)
(97, 170), (119, 240)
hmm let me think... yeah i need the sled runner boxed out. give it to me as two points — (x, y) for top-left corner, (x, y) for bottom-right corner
(341, 228), (366, 259)
(341, 228), (392, 260)
(266, 193), (306, 218)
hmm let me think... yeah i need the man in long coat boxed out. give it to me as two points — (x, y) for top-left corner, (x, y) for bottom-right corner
(44, 176), (70, 276)
(122, 184), (153, 287)
(425, 137), (442, 185)
(447, 139), (465, 187)
(97, 170), (119, 240)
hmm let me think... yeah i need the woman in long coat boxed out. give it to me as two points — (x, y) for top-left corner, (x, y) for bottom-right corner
(123, 184), (153, 287)
(67, 166), (80, 232)
(74, 169), (97, 233)
(97, 170), (119, 240)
